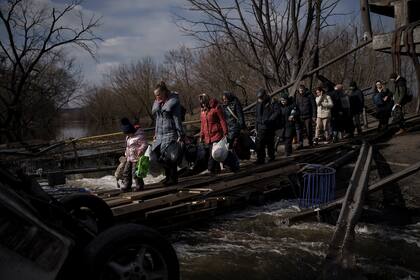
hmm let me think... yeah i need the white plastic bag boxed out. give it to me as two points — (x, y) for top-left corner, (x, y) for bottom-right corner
(144, 145), (152, 157)
(211, 137), (228, 162)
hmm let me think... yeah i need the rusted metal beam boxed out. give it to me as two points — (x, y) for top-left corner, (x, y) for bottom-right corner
(243, 40), (373, 111)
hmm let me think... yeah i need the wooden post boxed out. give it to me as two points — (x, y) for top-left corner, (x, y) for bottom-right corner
(360, 0), (373, 40)
(392, 0), (409, 28)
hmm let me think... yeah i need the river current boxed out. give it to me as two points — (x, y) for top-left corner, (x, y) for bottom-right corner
(68, 175), (420, 280)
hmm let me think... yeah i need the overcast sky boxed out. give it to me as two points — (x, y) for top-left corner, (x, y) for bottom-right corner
(47, 0), (391, 85)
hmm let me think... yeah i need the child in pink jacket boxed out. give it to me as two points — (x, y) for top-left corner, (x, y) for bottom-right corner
(121, 118), (148, 191)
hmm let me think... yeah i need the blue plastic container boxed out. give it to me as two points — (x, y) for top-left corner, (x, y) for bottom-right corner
(299, 164), (336, 208)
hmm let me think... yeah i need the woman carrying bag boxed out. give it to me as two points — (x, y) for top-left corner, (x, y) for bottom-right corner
(152, 81), (185, 186)
(199, 94), (239, 174)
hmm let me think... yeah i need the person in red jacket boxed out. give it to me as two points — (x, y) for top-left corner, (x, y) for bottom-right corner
(199, 94), (239, 174)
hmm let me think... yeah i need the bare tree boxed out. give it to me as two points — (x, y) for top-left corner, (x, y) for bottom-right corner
(163, 46), (198, 115)
(178, 0), (340, 91)
(0, 0), (100, 142)
(107, 57), (159, 126)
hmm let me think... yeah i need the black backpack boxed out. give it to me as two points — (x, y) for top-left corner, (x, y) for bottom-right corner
(401, 91), (413, 106)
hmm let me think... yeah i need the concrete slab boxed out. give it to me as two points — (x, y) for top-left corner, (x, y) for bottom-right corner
(372, 26), (420, 54)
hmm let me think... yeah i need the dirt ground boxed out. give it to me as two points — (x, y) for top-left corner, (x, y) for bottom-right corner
(370, 129), (420, 209)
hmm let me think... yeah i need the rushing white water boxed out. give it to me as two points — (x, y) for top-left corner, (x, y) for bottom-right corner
(66, 174), (165, 191)
(171, 201), (420, 280)
(65, 175), (420, 279)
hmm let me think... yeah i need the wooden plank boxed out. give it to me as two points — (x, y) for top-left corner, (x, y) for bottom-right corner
(120, 186), (179, 200)
(112, 191), (206, 216)
(112, 163), (298, 217)
(367, 161), (420, 193)
(106, 197), (133, 208)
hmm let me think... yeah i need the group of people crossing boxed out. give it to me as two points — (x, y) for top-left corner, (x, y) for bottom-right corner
(119, 74), (411, 191)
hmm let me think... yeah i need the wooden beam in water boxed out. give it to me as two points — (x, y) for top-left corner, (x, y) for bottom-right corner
(281, 159), (420, 225)
(323, 143), (373, 277)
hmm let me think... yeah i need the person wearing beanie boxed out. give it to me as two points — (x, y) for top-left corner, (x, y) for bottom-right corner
(255, 88), (280, 163)
(348, 81), (364, 136)
(389, 73), (408, 135)
(294, 84), (316, 149)
(279, 93), (299, 156)
(221, 91), (247, 158)
(120, 117), (147, 192)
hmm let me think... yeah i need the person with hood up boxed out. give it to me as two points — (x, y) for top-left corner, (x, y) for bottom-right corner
(152, 81), (185, 186)
(389, 73), (409, 135)
(120, 117), (148, 192)
(372, 80), (393, 131)
(255, 88), (280, 163)
(348, 81), (365, 135)
(295, 84), (316, 149)
(199, 93), (239, 173)
(279, 92), (299, 156)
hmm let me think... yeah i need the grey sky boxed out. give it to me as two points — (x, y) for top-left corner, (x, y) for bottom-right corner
(49, 0), (393, 85)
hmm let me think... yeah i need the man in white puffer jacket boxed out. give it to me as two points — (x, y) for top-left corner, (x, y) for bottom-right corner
(121, 118), (148, 192)
(314, 87), (334, 144)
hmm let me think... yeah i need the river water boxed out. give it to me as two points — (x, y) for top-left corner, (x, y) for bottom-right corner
(53, 121), (120, 140)
(170, 202), (420, 280)
(68, 175), (420, 280)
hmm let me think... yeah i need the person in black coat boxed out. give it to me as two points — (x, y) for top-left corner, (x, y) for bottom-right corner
(295, 84), (316, 149)
(348, 81), (365, 135)
(337, 84), (354, 138)
(255, 88), (280, 164)
(389, 73), (409, 135)
(222, 91), (245, 146)
(372, 80), (393, 131)
(222, 91), (252, 160)
(328, 84), (353, 142)
(279, 93), (299, 156)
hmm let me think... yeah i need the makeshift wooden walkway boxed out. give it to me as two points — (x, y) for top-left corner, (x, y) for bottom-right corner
(84, 114), (420, 231)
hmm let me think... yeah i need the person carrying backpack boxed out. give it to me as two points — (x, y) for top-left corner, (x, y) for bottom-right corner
(255, 88), (280, 163)
(222, 91), (250, 159)
(389, 73), (411, 135)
